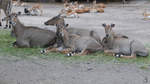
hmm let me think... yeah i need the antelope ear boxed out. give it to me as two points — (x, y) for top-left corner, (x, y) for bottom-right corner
(111, 24), (115, 28)
(102, 23), (106, 27)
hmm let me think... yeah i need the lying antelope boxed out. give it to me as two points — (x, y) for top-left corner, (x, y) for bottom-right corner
(93, 0), (106, 8)
(59, 9), (79, 18)
(3, 13), (56, 48)
(63, 1), (90, 16)
(42, 24), (103, 56)
(24, 4), (43, 16)
(44, 14), (92, 36)
(102, 23), (149, 58)
(44, 14), (65, 26)
(90, 0), (105, 13)
(143, 9), (150, 20)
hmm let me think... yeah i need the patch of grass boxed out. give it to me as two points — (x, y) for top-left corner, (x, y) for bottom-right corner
(0, 30), (150, 65)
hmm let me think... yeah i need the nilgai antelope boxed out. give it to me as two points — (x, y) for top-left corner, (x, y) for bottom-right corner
(143, 9), (150, 20)
(102, 23), (149, 58)
(3, 13), (56, 48)
(44, 14), (91, 36)
(0, 0), (12, 28)
(42, 24), (103, 56)
(44, 14), (65, 26)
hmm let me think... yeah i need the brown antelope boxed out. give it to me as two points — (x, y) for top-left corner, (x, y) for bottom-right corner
(102, 23), (149, 58)
(0, 0), (12, 28)
(63, 1), (90, 15)
(23, 3), (43, 16)
(29, 4), (43, 16)
(93, 0), (106, 8)
(62, 2), (79, 18)
(3, 13), (56, 48)
(12, 0), (27, 7)
(73, 1), (90, 14)
(90, 0), (105, 13)
(42, 24), (103, 56)
(75, 7), (90, 14)
(60, 9), (79, 18)
(143, 9), (150, 20)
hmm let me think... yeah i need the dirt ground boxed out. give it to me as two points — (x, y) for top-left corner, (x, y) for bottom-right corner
(0, 0), (150, 84)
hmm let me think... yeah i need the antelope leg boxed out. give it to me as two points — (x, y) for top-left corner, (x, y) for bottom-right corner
(42, 47), (60, 53)
(120, 53), (136, 59)
(74, 49), (89, 56)
(60, 48), (72, 54)
(104, 50), (115, 56)
(42, 47), (72, 54)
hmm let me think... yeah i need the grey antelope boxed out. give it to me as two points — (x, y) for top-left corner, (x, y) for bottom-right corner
(0, 0), (12, 28)
(44, 14), (65, 26)
(3, 13), (56, 48)
(44, 14), (92, 36)
(42, 24), (103, 56)
(102, 23), (149, 58)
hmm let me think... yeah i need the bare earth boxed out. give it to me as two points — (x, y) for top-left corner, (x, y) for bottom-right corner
(0, 0), (150, 84)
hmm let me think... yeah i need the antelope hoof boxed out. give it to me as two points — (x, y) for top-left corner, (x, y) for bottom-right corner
(9, 25), (11, 29)
(115, 54), (121, 58)
(115, 53), (123, 58)
(4, 25), (8, 29)
(12, 42), (18, 48)
(40, 49), (46, 54)
(66, 52), (73, 57)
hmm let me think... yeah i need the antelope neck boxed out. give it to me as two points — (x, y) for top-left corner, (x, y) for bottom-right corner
(13, 17), (25, 37)
(106, 32), (115, 49)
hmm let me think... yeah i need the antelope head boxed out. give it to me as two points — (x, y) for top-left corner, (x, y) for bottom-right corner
(2, 13), (18, 26)
(44, 14), (65, 26)
(102, 23), (115, 38)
